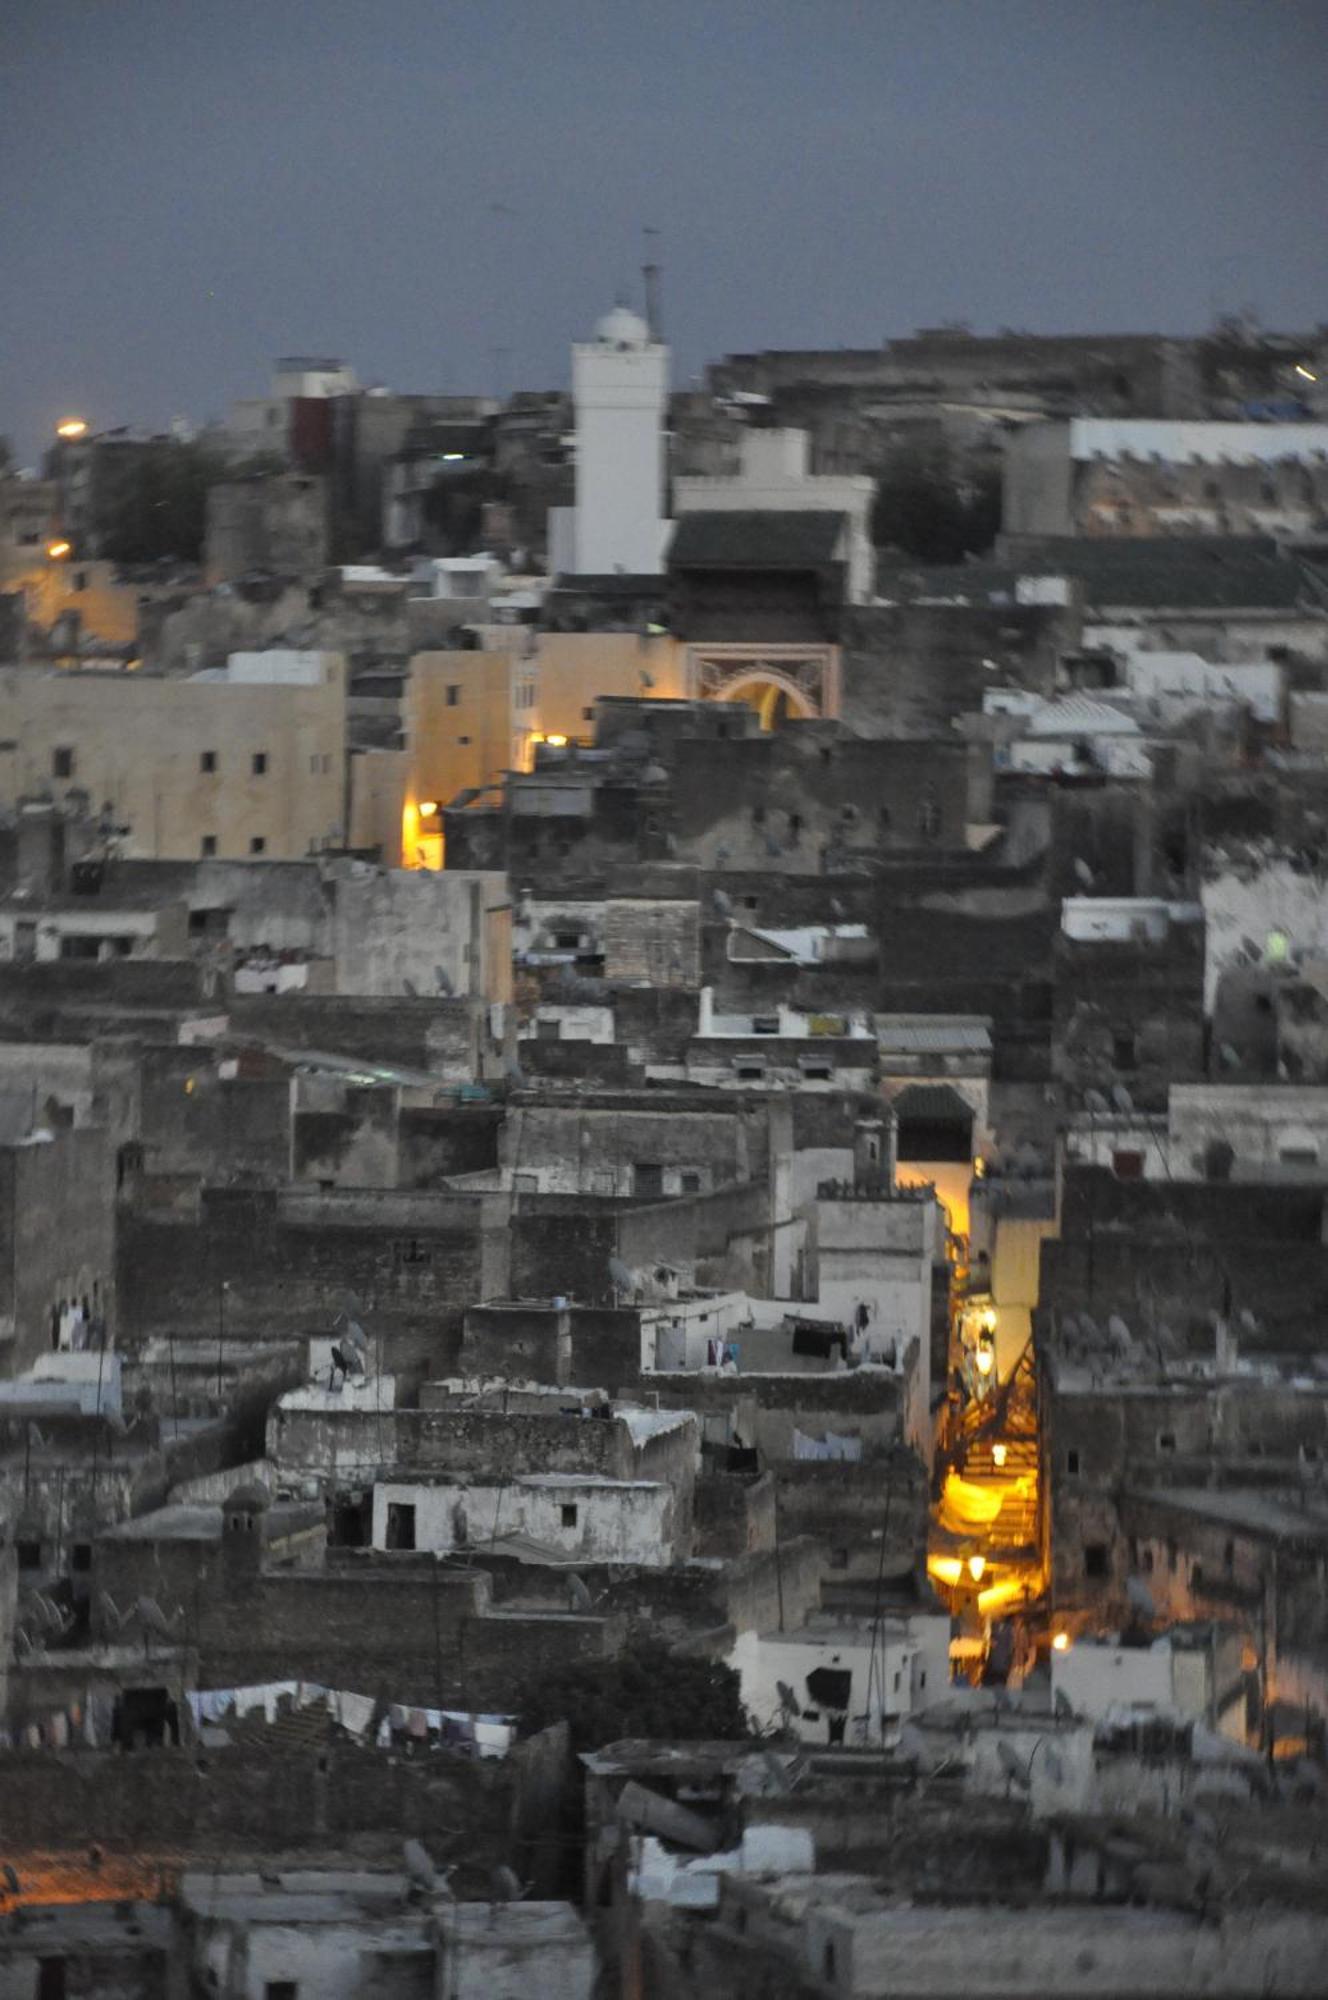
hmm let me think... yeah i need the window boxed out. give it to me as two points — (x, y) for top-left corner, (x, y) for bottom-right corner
(788, 813), (802, 844)
(1223, 1538), (1235, 1575)
(458, 735), (471, 745)
(634, 1163), (664, 1198)
(1166, 1538), (1178, 1573)
(1084, 1543), (1109, 1579)
(74, 571), (87, 592)
(752, 1016), (780, 1035)
(394, 1239), (432, 1266)
(446, 684), (460, 706)
(1113, 1030), (1137, 1069)
(16, 1540), (41, 1570)
(1157, 1431), (1176, 1453)
(37, 1961), (68, 2000)
(582, 706), (594, 721)
(830, 1547), (849, 1570)
(252, 752), (268, 776)
(200, 835), (217, 858)
(878, 803), (892, 830)
(264, 1984), (298, 2000)
(823, 1942), (837, 1982)
(840, 803), (859, 824)
(680, 1171), (701, 1195)
(561, 1503), (579, 1529)
(385, 1502), (416, 1551)
(249, 837), (266, 855)
(1066, 1449), (1081, 1476)
(71, 1543), (92, 1573)
(752, 804), (766, 826)
(1142, 1546), (1155, 1574)
(52, 746), (75, 779)
(200, 750), (217, 773)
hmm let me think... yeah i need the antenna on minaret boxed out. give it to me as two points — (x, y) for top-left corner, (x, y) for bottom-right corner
(642, 226), (662, 341)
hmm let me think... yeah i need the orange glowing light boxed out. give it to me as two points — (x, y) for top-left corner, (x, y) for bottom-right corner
(1052, 1631), (1070, 1652)
(992, 1443), (1008, 1468)
(46, 539), (72, 560)
(967, 1553), (987, 1583)
(56, 418), (89, 440)
(545, 733), (568, 748)
(419, 800), (439, 816)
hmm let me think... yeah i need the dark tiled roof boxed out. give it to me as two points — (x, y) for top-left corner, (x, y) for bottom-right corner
(668, 509), (847, 569)
(877, 538), (1320, 611)
(892, 1082), (975, 1122)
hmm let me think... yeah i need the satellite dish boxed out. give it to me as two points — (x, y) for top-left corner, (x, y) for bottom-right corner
(343, 1320), (368, 1350)
(1083, 1088), (1110, 1113)
(1043, 1746), (1065, 1786)
(1073, 857), (1096, 889)
(434, 966), (454, 996)
(1110, 1084), (1134, 1114)
(1106, 1314), (1132, 1351)
(1077, 1313), (1100, 1342)
(567, 1573), (595, 1614)
(711, 888), (733, 918)
(489, 1864), (524, 1903)
(608, 1255), (635, 1295)
(998, 1740), (1029, 1786)
(135, 1596), (178, 1639)
(403, 1839), (436, 1892)
(402, 978), (419, 997)
(1125, 1574), (1156, 1621)
(776, 1680), (802, 1718)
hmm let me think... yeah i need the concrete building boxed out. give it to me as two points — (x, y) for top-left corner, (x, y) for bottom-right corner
(0, 652), (348, 861)
(674, 426), (876, 605)
(1004, 418), (1328, 539)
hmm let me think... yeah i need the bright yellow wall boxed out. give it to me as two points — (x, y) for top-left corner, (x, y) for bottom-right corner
(1, 557), (145, 649)
(526, 632), (685, 758)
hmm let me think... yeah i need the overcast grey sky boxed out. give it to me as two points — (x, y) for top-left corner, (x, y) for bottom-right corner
(2, 0), (1324, 458)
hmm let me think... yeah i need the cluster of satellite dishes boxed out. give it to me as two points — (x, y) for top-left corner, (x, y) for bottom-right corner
(1057, 1310), (1139, 1365)
(401, 1839), (529, 1916)
(1081, 1084), (1137, 1116)
(607, 1256), (677, 1304)
(13, 1590), (77, 1655)
(97, 1591), (185, 1649)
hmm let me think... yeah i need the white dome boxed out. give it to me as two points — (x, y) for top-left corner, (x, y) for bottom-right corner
(594, 305), (651, 348)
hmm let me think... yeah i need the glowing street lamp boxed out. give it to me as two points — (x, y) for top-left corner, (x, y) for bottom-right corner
(1052, 1631), (1070, 1653)
(974, 1340), (995, 1378)
(967, 1553), (987, 1584)
(56, 418), (88, 440)
(992, 1442), (1008, 1468)
(418, 801), (440, 817)
(45, 539), (72, 560)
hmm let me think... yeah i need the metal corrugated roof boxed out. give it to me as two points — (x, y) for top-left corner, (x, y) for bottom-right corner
(876, 1021), (992, 1054)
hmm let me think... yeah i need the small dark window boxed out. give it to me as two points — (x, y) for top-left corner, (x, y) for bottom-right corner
(878, 803), (892, 830)
(52, 746), (75, 779)
(74, 572), (87, 592)
(752, 804), (766, 826)
(1167, 1538), (1178, 1572)
(200, 750), (217, 773)
(1084, 1543), (1109, 1579)
(1142, 1546), (1155, 1574)
(752, 1016), (780, 1035)
(252, 752), (268, 775)
(17, 1539), (41, 1570)
(71, 1543), (92, 1573)
(1158, 1431), (1176, 1453)
(200, 835), (217, 857)
(788, 813), (802, 843)
(446, 685), (460, 706)
(823, 1942), (837, 1982)
(680, 1171), (701, 1194)
(743, 895), (759, 911)
(829, 1547), (849, 1570)
(1223, 1539), (1235, 1574)
(249, 836), (266, 855)
(264, 1985), (298, 2000)
(1113, 1030), (1137, 1068)
(634, 1163), (664, 1198)
(582, 706), (594, 721)
(1112, 1149), (1144, 1179)
(1066, 1449), (1081, 1476)
(458, 734), (471, 745)
(385, 1503), (416, 1551)
(561, 1503), (579, 1529)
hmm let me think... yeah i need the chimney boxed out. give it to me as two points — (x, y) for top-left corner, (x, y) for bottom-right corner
(642, 263), (662, 341)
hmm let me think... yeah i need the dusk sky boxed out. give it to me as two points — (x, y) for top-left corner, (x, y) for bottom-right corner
(2, 0), (1324, 459)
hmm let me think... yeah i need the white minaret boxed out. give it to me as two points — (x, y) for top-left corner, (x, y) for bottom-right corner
(569, 305), (669, 575)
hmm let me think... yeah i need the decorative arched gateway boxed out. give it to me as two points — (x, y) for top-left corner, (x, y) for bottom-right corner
(687, 644), (841, 727)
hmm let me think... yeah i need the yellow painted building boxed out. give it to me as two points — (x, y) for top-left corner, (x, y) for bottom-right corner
(0, 657), (347, 861)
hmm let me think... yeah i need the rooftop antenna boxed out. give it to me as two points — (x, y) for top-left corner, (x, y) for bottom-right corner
(642, 226), (662, 340)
